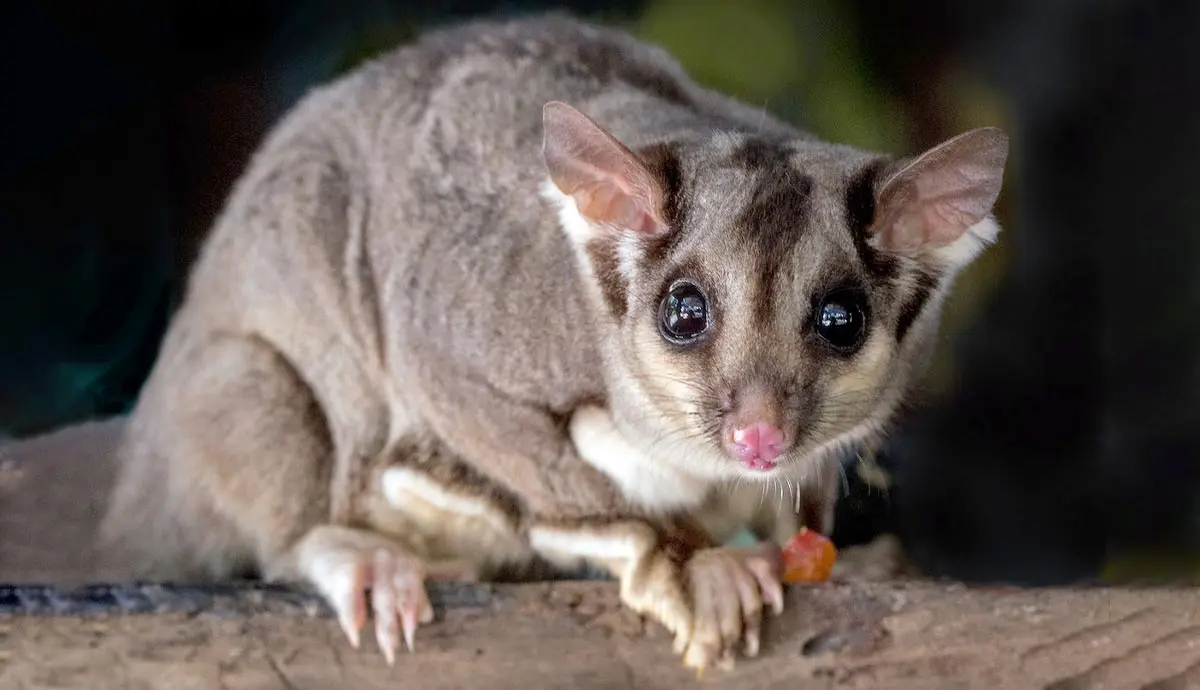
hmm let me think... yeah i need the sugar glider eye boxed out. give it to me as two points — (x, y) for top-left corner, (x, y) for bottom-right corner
(659, 282), (709, 344)
(814, 288), (868, 352)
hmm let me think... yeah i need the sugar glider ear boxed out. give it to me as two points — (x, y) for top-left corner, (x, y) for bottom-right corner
(871, 127), (1009, 269)
(542, 101), (667, 237)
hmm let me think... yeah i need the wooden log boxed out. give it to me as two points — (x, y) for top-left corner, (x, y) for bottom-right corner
(3, 579), (1200, 689)
(5, 421), (1199, 689)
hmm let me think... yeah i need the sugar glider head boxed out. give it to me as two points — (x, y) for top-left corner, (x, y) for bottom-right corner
(539, 100), (1008, 483)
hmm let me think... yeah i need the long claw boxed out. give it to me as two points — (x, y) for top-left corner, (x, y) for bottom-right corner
(372, 550), (399, 666)
(379, 634), (397, 667)
(336, 561), (367, 649)
(339, 610), (362, 649)
(401, 603), (418, 653)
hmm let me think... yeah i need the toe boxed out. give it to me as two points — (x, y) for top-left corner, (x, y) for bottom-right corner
(744, 556), (785, 616)
(371, 549), (400, 665)
(328, 558), (368, 649)
(683, 561), (723, 669)
(668, 592), (695, 659)
(393, 559), (431, 653)
(730, 561), (764, 657)
(710, 557), (744, 660)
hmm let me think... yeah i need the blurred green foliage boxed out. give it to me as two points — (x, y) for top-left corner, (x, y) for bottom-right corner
(1101, 551), (1200, 585)
(634, 0), (908, 152)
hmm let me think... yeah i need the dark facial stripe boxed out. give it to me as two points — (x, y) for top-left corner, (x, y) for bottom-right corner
(585, 238), (628, 319)
(637, 142), (690, 266)
(730, 137), (814, 328)
(844, 159), (901, 282)
(640, 142), (689, 229)
(895, 270), (939, 342)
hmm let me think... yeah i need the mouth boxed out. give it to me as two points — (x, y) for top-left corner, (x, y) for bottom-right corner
(727, 443), (787, 473)
(740, 457), (778, 472)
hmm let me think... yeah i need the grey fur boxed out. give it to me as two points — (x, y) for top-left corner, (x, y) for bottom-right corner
(95, 12), (1007, 669)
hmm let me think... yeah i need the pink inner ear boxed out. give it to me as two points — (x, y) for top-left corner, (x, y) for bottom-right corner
(883, 182), (991, 250)
(922, 186), (990, 245)
(873, 128), (1008, 252)
(573, 179), (659, 234)
(542, 101), (665, 235)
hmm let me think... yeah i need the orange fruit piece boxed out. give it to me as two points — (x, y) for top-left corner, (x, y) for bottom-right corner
(781, 527), (838, 583)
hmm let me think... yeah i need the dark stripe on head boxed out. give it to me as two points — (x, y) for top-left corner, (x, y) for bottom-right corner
(844, 159), (901, 282)
(730, 136), (793, 170)
(585, 238), (628, 319)
(895, 270), (939, 342)
(637, 142), (690, 266)
(731, 137), (814, 328)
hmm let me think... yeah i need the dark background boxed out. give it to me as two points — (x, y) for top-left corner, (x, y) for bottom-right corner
(4, 0), (1199, 586)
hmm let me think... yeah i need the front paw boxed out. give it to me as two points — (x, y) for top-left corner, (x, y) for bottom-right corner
(619, 541), (784, 672)
(682, 541), (785, 670)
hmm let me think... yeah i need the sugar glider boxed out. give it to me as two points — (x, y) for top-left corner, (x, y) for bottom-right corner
(99, 13), (1008, 671)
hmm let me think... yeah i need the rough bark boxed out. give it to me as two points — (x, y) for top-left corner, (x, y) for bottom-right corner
(6, 417), (1199, 689)
(3, 579), (1200, 689)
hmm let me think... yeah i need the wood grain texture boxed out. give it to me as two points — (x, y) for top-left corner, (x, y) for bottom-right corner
(4, 580), (1200, 689)
(5, 421), (1200, 689)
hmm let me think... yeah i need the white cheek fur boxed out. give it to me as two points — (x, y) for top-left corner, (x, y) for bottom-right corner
(569, 404), (714, 511)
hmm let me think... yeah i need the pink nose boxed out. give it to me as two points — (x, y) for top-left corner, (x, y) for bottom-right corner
(730, 422), (788, 464)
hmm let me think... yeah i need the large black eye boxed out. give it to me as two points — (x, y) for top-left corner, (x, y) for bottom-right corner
(814, 289), (867, 351)
(660, 282), (710, 343)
